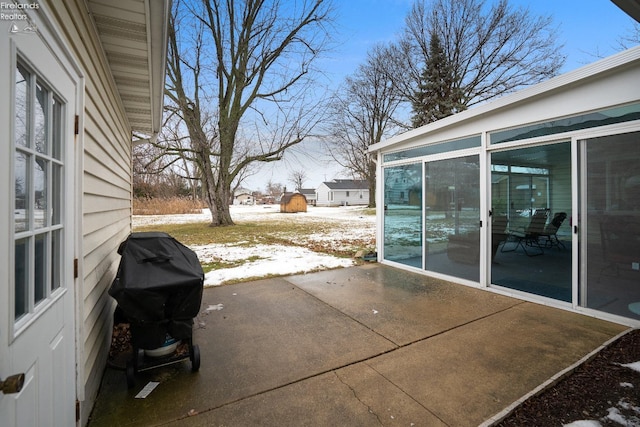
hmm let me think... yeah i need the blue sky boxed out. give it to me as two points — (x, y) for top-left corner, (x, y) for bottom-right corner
(245, 0), (638, 192)
(329, 0), (637, 80)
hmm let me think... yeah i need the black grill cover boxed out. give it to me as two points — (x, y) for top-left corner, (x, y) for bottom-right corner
(109, 232), (204, 349)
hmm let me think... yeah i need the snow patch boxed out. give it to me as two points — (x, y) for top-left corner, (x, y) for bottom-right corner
(200, 244), (354, 286)
(620, 361), (640, 374)
(134, 205), (374, 287)
(563, 421), (602, 427)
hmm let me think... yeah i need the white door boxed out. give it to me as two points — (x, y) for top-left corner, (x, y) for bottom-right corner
(1, 16), (77, 427)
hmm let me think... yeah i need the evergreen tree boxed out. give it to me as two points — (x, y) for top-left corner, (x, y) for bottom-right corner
(411, 30), (465, 128)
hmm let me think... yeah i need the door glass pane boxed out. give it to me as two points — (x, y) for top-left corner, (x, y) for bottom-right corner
(52, 163), (61, 225)
(425, 155), (480, 281)
(583, 131), (640, 319)
(383, 163), (423, 267)
(15, 65), (30, 148)
(51, 229), (61, 291)
(15, 238), (29, 320)
(35, 82), (48, 154)
(15, 151), (30, 232)
(35, 234), (47, 304)
(52, 97), (62, 160)
(35, 157), (47, 229)
(491, 142), (572, 302)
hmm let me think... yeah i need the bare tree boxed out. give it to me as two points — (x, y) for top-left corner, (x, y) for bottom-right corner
(326, 44), (405, 208)
(391, 0), (565, 111)
(289, 170), (307, 191)
(164, 0), (334, 226)
(265, 181), (283, 198)
(617, 22), (640, 50)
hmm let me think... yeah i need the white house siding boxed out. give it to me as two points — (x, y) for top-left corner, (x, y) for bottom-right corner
(48, 1), (134, 423)
(315, 183), (332, 206)
(316, 182), (369, 207)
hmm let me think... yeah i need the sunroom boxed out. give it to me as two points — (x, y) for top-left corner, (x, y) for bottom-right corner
(370, 46), (640, 326)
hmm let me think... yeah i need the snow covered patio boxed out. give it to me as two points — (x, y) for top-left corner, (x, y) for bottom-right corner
(88, 264), (627, 426)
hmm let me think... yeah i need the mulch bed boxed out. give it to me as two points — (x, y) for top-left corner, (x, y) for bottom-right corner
(496, 329), (640, 426)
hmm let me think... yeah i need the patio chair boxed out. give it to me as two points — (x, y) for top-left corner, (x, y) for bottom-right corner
(539, 212), (568, 250)
(501, 208), (549, 256)
(491, 214), (509, 261)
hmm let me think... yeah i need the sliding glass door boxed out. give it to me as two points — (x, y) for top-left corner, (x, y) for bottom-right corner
(424, 155), (480, 281)
(490, 142), (572, 301)
(383, 163), (423, 268)
(581, 131), (640, 319)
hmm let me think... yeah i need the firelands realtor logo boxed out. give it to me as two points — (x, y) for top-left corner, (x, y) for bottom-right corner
(2, 2), (39, 34)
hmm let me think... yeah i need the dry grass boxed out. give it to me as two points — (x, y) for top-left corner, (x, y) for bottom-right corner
(133, 197), (204, 215)
(133, 219), (375, 259)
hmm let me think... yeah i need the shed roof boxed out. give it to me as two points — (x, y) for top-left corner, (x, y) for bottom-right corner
(280, 192), (307, 204)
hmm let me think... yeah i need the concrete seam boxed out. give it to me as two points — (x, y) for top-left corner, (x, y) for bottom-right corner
(288, 281), (401, 347)
(157, 291), (527, 425)
(333, 370), (384, 426)
(363, 361), (452, 427)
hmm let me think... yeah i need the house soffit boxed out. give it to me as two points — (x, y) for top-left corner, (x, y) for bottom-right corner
(87, 0), (169, 137)
(611, 0), (640, 22)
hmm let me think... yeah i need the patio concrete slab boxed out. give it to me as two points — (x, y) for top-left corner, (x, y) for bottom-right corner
(366, 301), (625, 426)
(88, 264), (627, 427)
(89, 276), (396, 427)
(288, 264), (522, 345)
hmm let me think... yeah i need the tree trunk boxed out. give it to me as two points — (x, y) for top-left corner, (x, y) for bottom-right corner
(193, 134), (235, 227)
(367, 159), (377, 208)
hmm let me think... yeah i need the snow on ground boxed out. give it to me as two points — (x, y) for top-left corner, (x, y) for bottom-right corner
(133, 204), (376, 287)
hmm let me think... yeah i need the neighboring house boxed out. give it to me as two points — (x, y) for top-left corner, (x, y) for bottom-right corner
(316, 179), (369, 207)
(369, 45), (640, 327)
(1, 2), (169, 426)
(234, 191), (254, 205)
(299, 188), (317, 206)
(280, 192), (308, 213)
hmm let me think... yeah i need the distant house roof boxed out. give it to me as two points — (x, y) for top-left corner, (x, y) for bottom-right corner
(299, 188), (316, 196)
(322, 179), (368, 190)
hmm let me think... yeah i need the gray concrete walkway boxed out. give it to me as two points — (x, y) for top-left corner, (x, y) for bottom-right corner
(88, 264), (627, 426)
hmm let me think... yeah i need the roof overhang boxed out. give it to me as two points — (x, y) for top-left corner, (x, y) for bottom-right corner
(88, 0), (171, 139)
(611, 0), (640, 22)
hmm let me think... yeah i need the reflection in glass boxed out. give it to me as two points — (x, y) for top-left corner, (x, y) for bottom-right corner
(583, 131), (640, 319)
(15, 238), (29, 320)
(490, 103), (640, 144)
(491, 142), (572, 302)
(383, 163), (423, 267)
(52, 97), (62, 160)
(34, 157), (47, 229)
(51, 229), (61, 291)
(35, 82), (48, 154)
(35, 234), (47, 304)
(425, 156), (480, 281)
(52, 164), (61, 225)
(15, 151), (30, 232)
(15, 65), (30, 148)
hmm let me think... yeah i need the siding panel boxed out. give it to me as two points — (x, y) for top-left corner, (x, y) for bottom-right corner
(49, 0), (133, 424)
